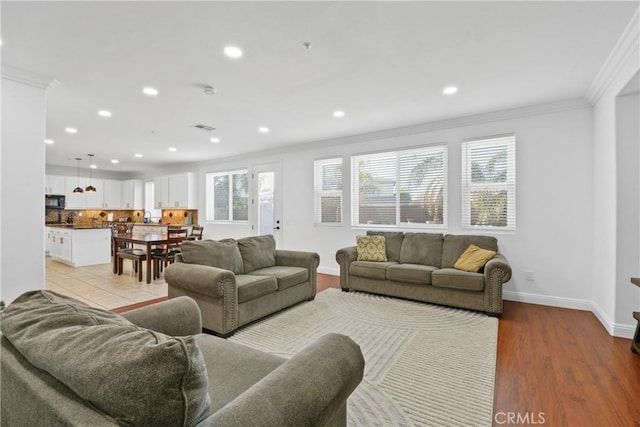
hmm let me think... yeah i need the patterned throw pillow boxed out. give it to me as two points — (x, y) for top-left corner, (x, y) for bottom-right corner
(454, 244), (496, 272)
(356, 235), (388, 262)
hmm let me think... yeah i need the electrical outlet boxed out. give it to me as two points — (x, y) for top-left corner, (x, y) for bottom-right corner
(525, 271), (535, 281)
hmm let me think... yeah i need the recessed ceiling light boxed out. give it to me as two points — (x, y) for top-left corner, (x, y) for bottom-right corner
(111, 159), (119, 164)
(258, 126), (269, 133)
(143, 87), (159, 96)
(98, 110), (112, 118)
(210, 137), (221, 144)
(65, 127), (78, 134)
(168, 147), (177, 152)
(90, 164), (97, 169)
(443, 86), (458, 95)
(224, 46), (243, 59)
(44, 139), (54, 144)
(333, 110), (345, 118)
(134, 153), (143, 158)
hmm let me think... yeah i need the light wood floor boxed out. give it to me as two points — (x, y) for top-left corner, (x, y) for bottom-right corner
(46, 261), (640, 425)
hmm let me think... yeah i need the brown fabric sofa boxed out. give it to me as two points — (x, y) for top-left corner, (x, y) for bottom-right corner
(336, 232), (512, 315)
(1, 291), (364, 426)
(165, 235), (319, 336)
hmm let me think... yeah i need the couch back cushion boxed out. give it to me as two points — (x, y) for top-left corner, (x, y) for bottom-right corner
(441, 234), (499, 268)
(366, 231), (404, 262)
(180, 239), (244, 274)
(238, 234), (277, 273)
(399, 233), (444, 267)
(0, 291), (211, 427)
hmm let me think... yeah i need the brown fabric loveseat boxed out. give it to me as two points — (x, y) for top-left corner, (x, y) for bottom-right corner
(165, 235), (319, 336)
(336, 232), (512, 315)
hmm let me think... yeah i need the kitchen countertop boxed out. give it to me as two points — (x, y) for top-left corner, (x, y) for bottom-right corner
(46, 224), (111, 230)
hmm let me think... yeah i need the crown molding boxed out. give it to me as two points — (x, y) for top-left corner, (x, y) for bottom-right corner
(1, 64), (59, 90)
(586, 8), (640, 104)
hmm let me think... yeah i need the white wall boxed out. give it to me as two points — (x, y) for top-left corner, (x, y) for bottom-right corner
(185, 102), (596, 309)
(589, 11), (639, 337)
(1, 68), (53, 303)
(615, 90), (640, 332)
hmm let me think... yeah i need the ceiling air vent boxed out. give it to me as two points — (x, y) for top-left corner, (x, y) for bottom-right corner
(192, 123), (216, 132)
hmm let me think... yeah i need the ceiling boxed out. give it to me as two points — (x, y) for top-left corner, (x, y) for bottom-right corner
(1, 1), (637, 173)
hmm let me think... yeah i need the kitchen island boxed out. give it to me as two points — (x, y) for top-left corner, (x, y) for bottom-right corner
(45, 225), (112, 267)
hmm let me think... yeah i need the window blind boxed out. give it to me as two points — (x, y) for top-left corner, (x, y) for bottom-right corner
(462, 135), (516, 231)
(314, 158), (343, 225)
(351, 145), (447, 228)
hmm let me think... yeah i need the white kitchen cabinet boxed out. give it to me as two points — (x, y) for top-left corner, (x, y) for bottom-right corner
(154, 172), (196, 209)
(45, 175), (66, 195)
(102, 179), (122, 209)
(84, 179), (104, 209)
(122, 179), (144, 209)
(65, 176), (87, 209)
(48, 227), (111, 267)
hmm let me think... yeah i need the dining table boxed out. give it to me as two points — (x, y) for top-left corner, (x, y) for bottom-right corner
(113, 233), (168, 284)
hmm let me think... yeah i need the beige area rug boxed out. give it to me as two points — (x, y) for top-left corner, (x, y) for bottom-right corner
(229, 288), (498, 426)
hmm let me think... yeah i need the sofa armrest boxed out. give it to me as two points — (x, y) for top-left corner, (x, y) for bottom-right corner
(484, 253), (512, 284)
(275, 250), (320, 271)
(120, 296), (202, 336)
(164, 263), (236, 299)
(335, 246), (357, 290)
(199, 333), (364, 427)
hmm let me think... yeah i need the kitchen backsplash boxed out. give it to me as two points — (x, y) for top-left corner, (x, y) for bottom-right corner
(46, 209), (198, 226)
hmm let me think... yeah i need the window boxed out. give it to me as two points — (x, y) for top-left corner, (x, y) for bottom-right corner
(144, 181), (161, 220)
(205, 170), (249, 222)
(351, 145), (447, 228)
(314, 158), (343, 225)
(462, 135), (516, 231)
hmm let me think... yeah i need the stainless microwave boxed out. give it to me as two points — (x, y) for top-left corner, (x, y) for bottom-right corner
(45, 194), (65, 209)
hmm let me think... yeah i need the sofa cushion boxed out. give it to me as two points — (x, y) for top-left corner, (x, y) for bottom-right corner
(432, 268), (485, 291)
(454, 244), (496, 273)
(366, 231), (404, 262)
(386, 263), (438, 285)
(0, 290), (211, 427)
(235, 274), (278, 303)
(441, 235), (498, 268)
(356, 235), (387, 262)
(238, 235), (277, 273)
(249, 266), (309, 291)
(349, 261), (397, 280)
(180, 239), (244, 274)
(399, 233), (444, 267)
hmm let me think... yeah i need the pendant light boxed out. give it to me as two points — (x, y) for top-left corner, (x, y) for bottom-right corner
(85, 154), (96, 193)
(73, 157), (84, 193)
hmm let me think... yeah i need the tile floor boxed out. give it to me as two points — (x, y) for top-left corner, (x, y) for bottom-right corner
(45, 257), (167, 310)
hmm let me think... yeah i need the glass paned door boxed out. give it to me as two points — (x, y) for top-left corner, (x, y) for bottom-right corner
(253, 162), (282, 246)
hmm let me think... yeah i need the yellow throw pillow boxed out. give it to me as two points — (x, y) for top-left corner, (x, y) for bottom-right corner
(454, 244), (496, 272)
(356, 235), (388, 262)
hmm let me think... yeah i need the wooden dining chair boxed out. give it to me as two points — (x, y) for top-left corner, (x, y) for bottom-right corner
(114, 224), (145, 281)
(187, 225), (204, 240)
(152, 228), (188, 279)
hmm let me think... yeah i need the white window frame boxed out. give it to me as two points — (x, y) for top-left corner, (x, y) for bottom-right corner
(205, 169), (249, 223)
(314, 157), (343, 226)
(462, 134), (516, 232)
(351, 144), (448, 229)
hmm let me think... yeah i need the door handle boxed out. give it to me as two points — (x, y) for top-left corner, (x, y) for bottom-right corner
(274, 226), (280, 230)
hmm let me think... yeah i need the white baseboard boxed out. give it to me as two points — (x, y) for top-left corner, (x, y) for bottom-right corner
(318, 266), (339, 276)
(503, 290), (592, 311)
(506, 291), (636, 339)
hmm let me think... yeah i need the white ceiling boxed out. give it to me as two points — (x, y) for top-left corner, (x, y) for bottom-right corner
(2, 1), (637, 173)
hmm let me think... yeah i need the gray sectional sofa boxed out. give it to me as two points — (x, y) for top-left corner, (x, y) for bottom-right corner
(336, 231), (512, 315)
(1, 291), (364, 426)
(165, 235), (319, 336)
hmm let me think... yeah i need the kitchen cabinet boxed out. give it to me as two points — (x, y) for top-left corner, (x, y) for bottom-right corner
(154, 172), (196, 209)
(102, 179), (122, 209)
(47, 226), (111, 267)
(122, 179), (143, 209)
(45, 175), (66, 195)
(84, 179), (104, 208)
(65, 177), (87, 209)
